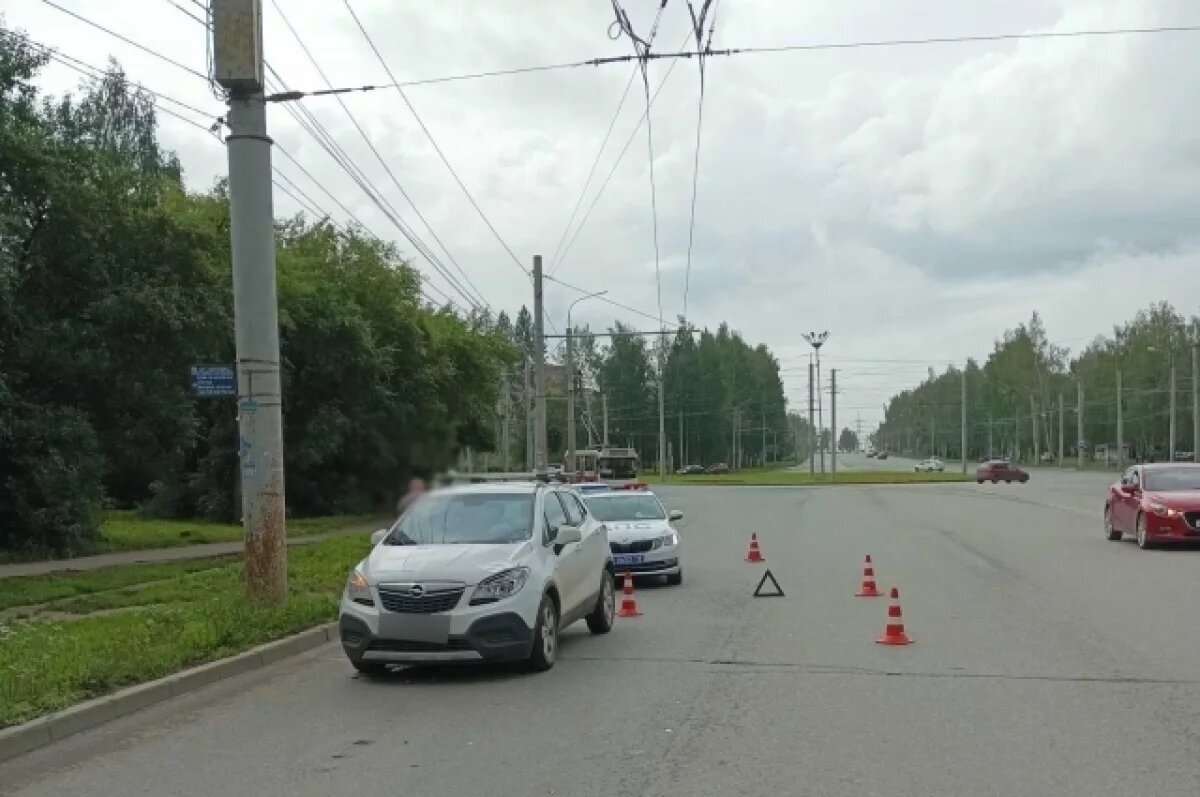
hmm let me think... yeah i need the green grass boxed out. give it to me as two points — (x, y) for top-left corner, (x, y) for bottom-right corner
(0, 556), (239, 613)
(95, 511), (379, 553)
(0, 534), (372, 728)
(645, 469), (972, 486)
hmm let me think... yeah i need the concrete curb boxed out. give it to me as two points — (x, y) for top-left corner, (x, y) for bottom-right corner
(0, 622), (336, 764)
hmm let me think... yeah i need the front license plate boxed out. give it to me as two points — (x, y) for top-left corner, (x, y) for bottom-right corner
(612, 554), (644, 566)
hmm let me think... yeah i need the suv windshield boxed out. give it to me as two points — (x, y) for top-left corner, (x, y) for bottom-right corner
(385, 492), (534, 545)
(584, 495), (665, 521)
(1144, 468), (1200, 492)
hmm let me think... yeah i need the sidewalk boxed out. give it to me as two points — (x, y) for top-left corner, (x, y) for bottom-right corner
(0, 526), (376, 580)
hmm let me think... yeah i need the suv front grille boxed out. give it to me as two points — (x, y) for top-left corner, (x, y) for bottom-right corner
(610, 540), (655, 554)
(367, 638), (472, 653)
(376, 585), (465, 614)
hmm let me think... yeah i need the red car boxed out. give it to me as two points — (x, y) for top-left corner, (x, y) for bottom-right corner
(1104, 463), (1200, 549)
(975, 459), (1028, 484)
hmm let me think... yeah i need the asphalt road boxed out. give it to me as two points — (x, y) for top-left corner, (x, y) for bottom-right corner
(7, 471), (1200, 797)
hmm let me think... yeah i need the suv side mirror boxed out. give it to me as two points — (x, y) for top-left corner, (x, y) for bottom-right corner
(370, 529), (388, 545)
(554, 525), (583, 546)
(668, 509), (684, 521)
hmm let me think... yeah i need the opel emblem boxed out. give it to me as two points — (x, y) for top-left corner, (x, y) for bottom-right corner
(408, 584), (424, 598)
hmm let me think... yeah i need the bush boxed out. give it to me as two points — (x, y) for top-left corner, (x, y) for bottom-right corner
(0, 402), (103, 556)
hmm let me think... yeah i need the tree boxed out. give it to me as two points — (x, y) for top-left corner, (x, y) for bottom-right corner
(838, 428), (858, 453)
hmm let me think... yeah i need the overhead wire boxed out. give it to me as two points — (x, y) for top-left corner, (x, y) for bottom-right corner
(264, 2), (493, 310)
(553, 28), (691, 281)
(547, 63), (640, 274)
(608, 0), (670, 327)
(38, 0), (209, 81)
(342, 0), (531, 279)
(681, 0), (719, 322)
(264, 65), (488, 310)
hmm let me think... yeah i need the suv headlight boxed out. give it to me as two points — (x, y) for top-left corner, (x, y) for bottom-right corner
(346, 567), (374, 605)
(469, 567), (530, 605)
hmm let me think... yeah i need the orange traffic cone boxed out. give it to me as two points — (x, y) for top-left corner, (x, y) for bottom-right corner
(617, 572), (642, 618)
(745, 533), (765, 563)
(876, 587), (914, 645)
(856, 555), (882, 597)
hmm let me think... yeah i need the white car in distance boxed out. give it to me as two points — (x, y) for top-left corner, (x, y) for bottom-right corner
(339, 482), (615, 675)
(915, 457), (945, 472)
(581, 489), (683, 585)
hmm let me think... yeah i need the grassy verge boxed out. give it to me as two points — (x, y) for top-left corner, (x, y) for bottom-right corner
(0, 534), (371, 728)
(95, 511), (379, 553)
(645, 469), (972, 486)
(0, 556), (239, 613)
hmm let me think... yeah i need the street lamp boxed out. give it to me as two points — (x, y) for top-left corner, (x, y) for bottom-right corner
(802, 331), (829, 473)
(565, 290), (607, 473)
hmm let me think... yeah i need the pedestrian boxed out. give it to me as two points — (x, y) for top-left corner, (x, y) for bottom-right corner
(396, 475), (428, 517)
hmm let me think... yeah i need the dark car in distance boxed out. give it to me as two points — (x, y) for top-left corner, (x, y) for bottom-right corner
(706, 463), (730, 474)
(676, 464), (706, 475)
(975, 459), (1028, 484)
(1104, 463), (1200, 549)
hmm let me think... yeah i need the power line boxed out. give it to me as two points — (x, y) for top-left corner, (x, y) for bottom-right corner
(38, 0), (209, 81)
(0, 29), (221, 125)
(682, 0), (720, 322)
(554, 28), (691, 279)
(548, 64), (639, 274)
(266, 1), (493, 310)
(544, 275), (662, 324)
(608, 0), (669, 326)
(342, 0), (530, 279)
(259, 22), (1200, 100)
(265, 66), (488, 311)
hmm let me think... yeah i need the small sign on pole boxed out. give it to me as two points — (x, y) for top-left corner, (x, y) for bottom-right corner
(190, 364), (237, 398)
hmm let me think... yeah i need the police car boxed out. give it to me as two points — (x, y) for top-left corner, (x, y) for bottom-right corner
(579, 488), (683, 585)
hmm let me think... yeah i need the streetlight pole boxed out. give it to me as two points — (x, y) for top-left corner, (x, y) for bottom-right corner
(565, 290), (606, 474)
(803, 331), (829, 474)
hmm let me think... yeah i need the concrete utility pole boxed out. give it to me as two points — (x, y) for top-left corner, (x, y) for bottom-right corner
(657, 342), (667, 480)
(961, 369), (968, 474)
(602, 393), (609, 448)
(1169, 359), (1177, 461)
(1030, 395), (1040, 465)
(1057, 392), (1064, 467)
(1116, 368), (1124, 470)
(524, 359), (533, 469)
(807, 361), (816, 474)
(532, 256), (547, 470)
(501, 372), (511, 471)
(761, 409), (767, 467)
(678, 411), (685, 469)
(1194, 341), (1199, 463)
(1077, 379), (1084, 470)
(214, 0), (286, 605)
(565, 290), (606, 473)
(830, 369), (837, 481)
(987, 412), (993, 457)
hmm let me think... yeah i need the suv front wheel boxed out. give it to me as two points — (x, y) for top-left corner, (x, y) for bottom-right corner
(527, 595), (559, 672)
(585, 569), (615, 634)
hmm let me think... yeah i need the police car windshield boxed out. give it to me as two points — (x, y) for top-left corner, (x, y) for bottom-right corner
(584, 494), (665, 522)
(385, 492), (534, 545)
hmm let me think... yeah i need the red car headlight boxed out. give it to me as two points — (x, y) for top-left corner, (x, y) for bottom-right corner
(1147, 502), (1180, 519)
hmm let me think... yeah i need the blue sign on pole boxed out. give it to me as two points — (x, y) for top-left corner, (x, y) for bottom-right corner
(191, 364), (237, 398)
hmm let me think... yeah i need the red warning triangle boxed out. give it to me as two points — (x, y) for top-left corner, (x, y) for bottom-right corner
(753, 569), (785, 598)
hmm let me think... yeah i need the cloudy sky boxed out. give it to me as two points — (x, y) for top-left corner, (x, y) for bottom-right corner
(8, 0), (1200, 428)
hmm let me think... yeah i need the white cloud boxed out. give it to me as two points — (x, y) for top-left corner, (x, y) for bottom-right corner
(7, 0), (1199, 427)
